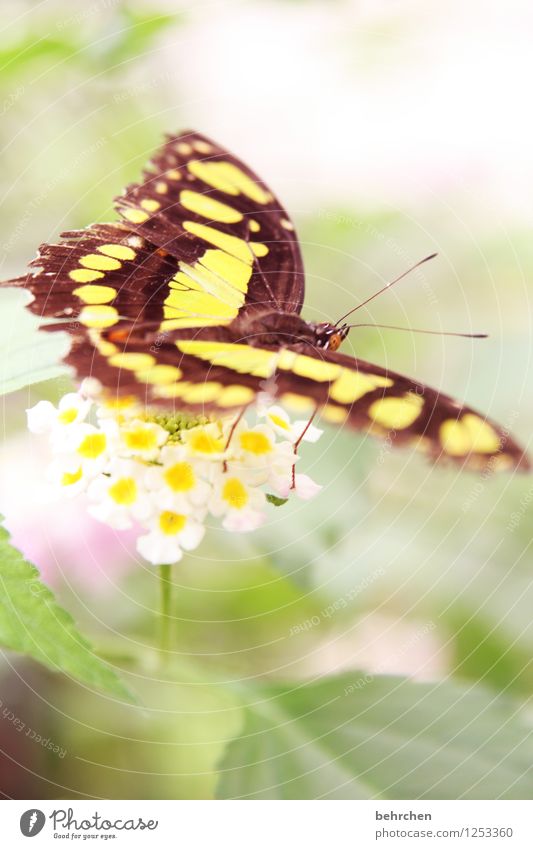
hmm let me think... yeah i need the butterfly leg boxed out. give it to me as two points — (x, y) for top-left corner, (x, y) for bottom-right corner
(223, 405), (250, 472)
(291, 408), (319, 489)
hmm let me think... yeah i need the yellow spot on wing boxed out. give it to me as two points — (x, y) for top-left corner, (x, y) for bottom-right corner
(176, 142), (193, 155)
(98, 244), (136, 261)
(281, 392), (315, 412)
(155, 181), (168, 194)
(73, 284), (116, 304)
(183, 220), (253, 263)
(187, 160), (273, 204)
(249, 219), (260, 232)
(121, 208), (149, 224)
(174, 262), (245, 308)
(166, 169), (181, 180)
(164, 288), (237, 319)
(278, 351), (341, 382)
(321, 404), (348, 424)
(180, 190), (243, 223)
(369, 393), (424, 429)
(181, 382), (222, 403)
(177, 340), (277, 378)
(200, 249), (252, 292)
(88, 328), (118, 356)
(79, 305), (119, 328)
(218, 385), (255, 407)
(69, 268), (104, 283)
(193, 140), (213, 154)
(251, 242), (269, 257)
(140, 198), (161, 212)
(135, 365), (182, 385)
(440, 414), (501, 456)
(79, 254), (121, 271)
(330, 369), (393, 404)
(109, 352), (156, 371)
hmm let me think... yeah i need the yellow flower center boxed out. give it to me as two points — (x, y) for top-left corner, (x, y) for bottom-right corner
(268, 413), (289, 431)
(61, 467), (83, 486)
(58, 408), (78, 425)
(239, 431), (272, 455)
(123, 425), (158, 452)
(222, 477), (248, 509)
(164, 462), (195, 492)
(108, 477), (137, 505)
(159, 510), (187, 535)
(78, 432), (107, 459)
(189, 430), (224, 454)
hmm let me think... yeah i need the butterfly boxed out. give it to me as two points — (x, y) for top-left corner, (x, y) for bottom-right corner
(5, 130), (530, 471)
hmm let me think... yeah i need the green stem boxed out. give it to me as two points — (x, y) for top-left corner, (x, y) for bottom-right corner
(159, 563), (172, 660)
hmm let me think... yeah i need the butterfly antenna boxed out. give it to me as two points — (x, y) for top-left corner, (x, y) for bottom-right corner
(335, 253), (438, 326)
(345, 322), (488, 339)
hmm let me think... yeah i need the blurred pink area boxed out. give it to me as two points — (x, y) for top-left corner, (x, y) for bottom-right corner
(0, 432), (138, 591)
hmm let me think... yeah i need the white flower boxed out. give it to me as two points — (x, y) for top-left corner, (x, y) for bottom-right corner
(137, 510), (205, 566)
(118, 419), (168, 460)
(181, 423), (227, 461)
(26, 388), (324, 566)
(27, 393), (91, 434)
(47, 456), (88, 497)
(87, 459), (153, 529)
(261, 405), (322, 443)
(209, 472), (267, 532)
(144, 444), (211, 512)
(57, 422), (112, 477)
(273, 472), (322, 500)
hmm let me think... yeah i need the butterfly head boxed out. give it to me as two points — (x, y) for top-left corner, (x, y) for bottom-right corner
(311, 322), (350, 352)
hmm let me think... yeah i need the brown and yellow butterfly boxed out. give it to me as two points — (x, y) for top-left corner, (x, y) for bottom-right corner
(5, 130), (530, 471)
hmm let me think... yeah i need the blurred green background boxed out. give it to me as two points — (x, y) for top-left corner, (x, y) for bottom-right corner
(0, 0), (532, 800)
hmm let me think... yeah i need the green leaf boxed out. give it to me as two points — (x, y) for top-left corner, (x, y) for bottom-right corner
(266, 494), (288, 507)
(0, 520), (133, 701)
(0, 289), (70, 395)
(217, 673), (533, 799)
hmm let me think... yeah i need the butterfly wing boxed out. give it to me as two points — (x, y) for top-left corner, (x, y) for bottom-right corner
(3, 130), (304, 384)
(114, 130), (304, 316)
(270, 344), (530, 471)
(127, 336), (527, 471)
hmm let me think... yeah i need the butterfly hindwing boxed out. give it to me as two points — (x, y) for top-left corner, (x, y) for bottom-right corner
(126, 336), (526, 470)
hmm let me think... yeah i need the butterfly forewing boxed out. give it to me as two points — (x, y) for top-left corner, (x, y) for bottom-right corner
(115, 131), (305, 319)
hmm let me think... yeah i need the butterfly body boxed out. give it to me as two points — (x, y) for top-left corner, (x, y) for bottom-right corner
(3, 130), (529, 471)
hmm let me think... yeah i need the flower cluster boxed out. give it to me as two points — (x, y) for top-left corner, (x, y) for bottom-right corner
(27, 388), (322, 566)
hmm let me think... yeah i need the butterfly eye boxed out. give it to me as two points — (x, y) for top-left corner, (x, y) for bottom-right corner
(327, 332), (343, 352)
